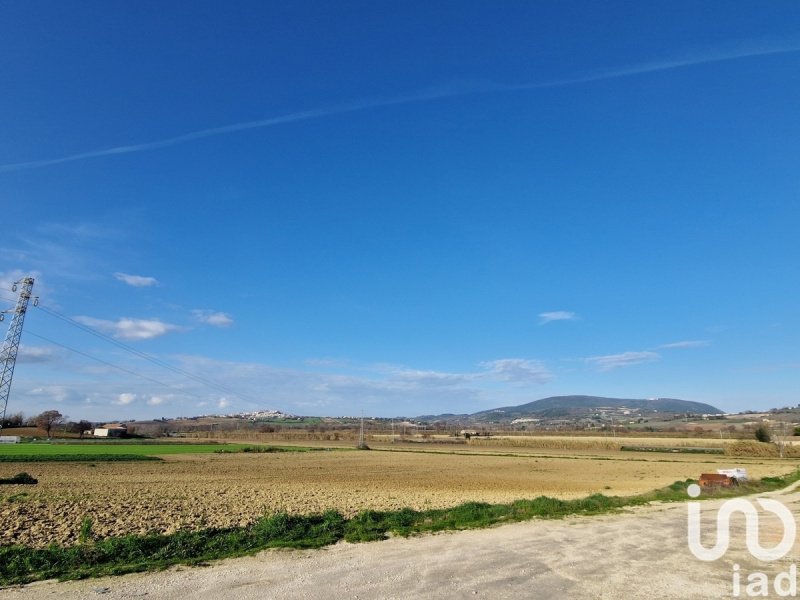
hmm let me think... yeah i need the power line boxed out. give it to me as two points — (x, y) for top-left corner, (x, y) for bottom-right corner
(1, 286), (256, 404)
(35, 304), (248, 398)
(26, 330), (207, 400)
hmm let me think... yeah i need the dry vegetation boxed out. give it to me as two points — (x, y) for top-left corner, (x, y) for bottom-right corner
(465, 434), (794, 450)
(0, 442), (793, 548)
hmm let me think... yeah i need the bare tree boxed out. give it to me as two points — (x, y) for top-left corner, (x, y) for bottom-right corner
(2, 412), (24, 428)
(77, 420), (92, 438)
(35, 410), (65, 438)
(772, 419), (793, 459)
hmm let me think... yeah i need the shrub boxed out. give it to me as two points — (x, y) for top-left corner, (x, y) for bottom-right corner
(79, 517), (94, 544)
(754, 424), (772, 443)
(344, 510), (390, 542)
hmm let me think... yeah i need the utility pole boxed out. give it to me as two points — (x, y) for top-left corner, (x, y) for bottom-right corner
(0, 277), (37, 431)
(778, 420), (787, 459)
(357, 412), (369, 449)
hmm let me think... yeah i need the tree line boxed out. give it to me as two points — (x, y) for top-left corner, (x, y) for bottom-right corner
(1, 411), (92, 438)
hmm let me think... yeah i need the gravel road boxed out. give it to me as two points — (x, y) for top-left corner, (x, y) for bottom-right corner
(4, 484), (800, 600)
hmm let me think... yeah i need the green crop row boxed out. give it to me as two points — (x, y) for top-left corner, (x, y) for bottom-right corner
(0, 454), (161, 463)
(0, 443), (293, 458)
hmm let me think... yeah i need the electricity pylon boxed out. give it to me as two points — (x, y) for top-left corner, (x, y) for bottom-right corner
(0, 277), (37, 431)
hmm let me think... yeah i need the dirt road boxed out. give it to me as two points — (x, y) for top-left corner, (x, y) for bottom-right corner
(4, 485), (800, 599)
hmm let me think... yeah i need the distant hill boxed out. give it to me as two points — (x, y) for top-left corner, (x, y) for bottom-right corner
(419, 395), (723, 423)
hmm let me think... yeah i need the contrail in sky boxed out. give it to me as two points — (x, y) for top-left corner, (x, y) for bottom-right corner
(1, 39), (798, 173)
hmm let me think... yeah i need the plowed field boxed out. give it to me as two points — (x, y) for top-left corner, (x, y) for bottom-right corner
(0, 444), (785, 547)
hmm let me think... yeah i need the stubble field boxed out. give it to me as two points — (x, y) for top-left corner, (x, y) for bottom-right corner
(0, 442), (790, 548)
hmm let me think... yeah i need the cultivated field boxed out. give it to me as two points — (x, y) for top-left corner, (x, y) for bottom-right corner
(0, 441), (794, 548)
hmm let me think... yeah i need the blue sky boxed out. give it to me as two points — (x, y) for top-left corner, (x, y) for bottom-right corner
(1, 2), (799, 421)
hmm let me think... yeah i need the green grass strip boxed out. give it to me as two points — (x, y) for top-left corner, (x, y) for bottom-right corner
(1, 469), (797, 586)
(0, 443), (329, 459)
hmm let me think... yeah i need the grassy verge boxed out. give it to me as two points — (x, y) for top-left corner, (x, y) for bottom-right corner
(1, 469), (798, 585)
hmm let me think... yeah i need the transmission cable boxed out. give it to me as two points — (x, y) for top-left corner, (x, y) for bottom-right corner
(33, 303), (255, 403)
(26, 330), (208, 400)
(0, 285), (254, 404)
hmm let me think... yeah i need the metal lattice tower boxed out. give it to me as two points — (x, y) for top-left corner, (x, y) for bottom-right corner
(0, 277), (36, 430)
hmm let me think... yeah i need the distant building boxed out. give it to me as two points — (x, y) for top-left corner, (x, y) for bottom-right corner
(92, 423), (127, 438)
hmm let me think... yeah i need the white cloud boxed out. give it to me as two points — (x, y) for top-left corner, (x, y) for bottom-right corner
(116, 393), (137, 405)
(0, 271), (46, 307)
(10, 352), (550, 421)
(480, 359), (553, 383)
(114, 272), (159, 287)
(192, 310), (234, 328)
(74, 316), (181, 340)
(167, 355), (555, 417)
(28, 385), (73, 402)
(538, 311), (577, 324)
(305, 358), (349, 368)
(392, 368), (472, 387)
(386, 359), (553, 387)
(0, 270), (34, 295)
(17, 345), (58, 363)
(586, 351), (660, 372)
(659, 340), (710, 349)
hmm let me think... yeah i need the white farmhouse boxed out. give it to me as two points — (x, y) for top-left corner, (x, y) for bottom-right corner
(92, 423), (127, 438)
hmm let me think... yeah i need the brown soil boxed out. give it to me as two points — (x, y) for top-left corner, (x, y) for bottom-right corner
(0, 446), (787, 548)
